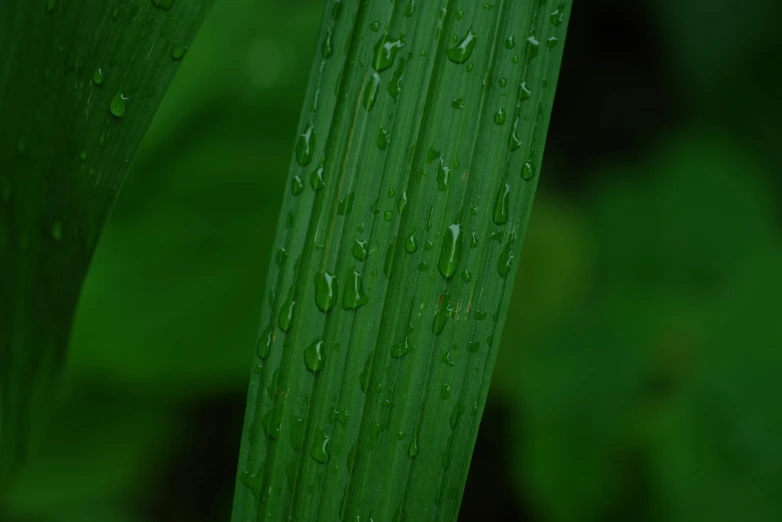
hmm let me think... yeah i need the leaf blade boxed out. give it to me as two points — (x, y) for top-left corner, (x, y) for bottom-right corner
(232, 1), (570, 520)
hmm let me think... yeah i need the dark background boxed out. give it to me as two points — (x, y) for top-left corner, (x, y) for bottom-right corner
(5, 0), (782, 521)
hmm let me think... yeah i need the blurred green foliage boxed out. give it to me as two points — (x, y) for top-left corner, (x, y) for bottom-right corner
(3, 0), (781, 521)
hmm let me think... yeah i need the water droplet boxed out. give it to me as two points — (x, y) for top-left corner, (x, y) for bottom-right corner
(330, 408), (348, 427)
(311, 429), (330, 463)
(388, 187), (396, 198)
(404, 0), (416, 17)
(343, 266), (369, 309)
(47, 0), (56, 11)
(441, 384), (452, 400)
(499, 77), (507, 88)
(262, 403), (283, 439)
(470, 233), (478, 248)
(547, 36), (559, 49)
(79, 150), (87, 160)
(436, 159), (451, 191)
(494, 107), (506, 125)
(408, 427), (419, 457)
(315, 271), (338, 312)
(550, 5), (566, 26)
(466, 63), (474, 72)
(521, 160), (535, 180)
(151, 0), (173, 10)
(337, 192), (355, 214)
(493, 182), (510, 224)
(295, 122), (316, 167)
(388, 55), (407, 100)
(353, 239), (368, 261)
(51, 221), (62, 240)
(467, 341), (480, 353)
(519, 82), (532, 100)
(377, 127), (390, 150)
(424, 240), (434, 251)
(509, 121), (522, 151)
(256, 325), (273, 358)
(384, 237), (397, 277)
(278, 292), (296, 332)
(275, 248), (288, 267)
(449, 403), (466, 429)
(442, 349), (456, 366)
(525, 36), (540, 61)
(397, 192), (408, 215)
(451, 97), (465, 109)
(364, 72), (381, 111)
(427, 147), (441, 163)
(304, 338), (326, 372)
(433, 291), (454, 334)
(461, 269), (472, 283)
(455, 9), (464, 20)
(171, 44), (186, 61)
(370, 199), (381, 213)
(405, 233), (418, 253)
(370, 20), (381, 32)
(110, 91), (128, 118)
(505, 36), (515, 49)
(418, 261), (429, 272)
(373, 34), (404, 72)
(391, 337), (413, 359)
(290, 174), (304, 195)
(497, 233), (515, 278)
(512, 54), (519, 64)
(322, 27), (334, 58)
(384, 211), (393, 221)
(93, 67), (105, 85)
(489, 231), (504, 243)
(446, 30), (477, 64)
(310, 162), (326, 190)
(426, 203), (434, 231)
(438, 223), (463, 279)
(475, 309), (488, 320)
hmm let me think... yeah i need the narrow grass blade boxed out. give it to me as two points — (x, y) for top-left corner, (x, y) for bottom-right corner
(232, 1), (570, 520)
(0, 0), (214, 494)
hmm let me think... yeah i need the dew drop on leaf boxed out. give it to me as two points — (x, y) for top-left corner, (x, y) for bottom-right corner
(322, 27), (334, 58)
(363, 72), (381, 111)
(151, 0), (174, 10)
(497, 233), (516, 279)
(314, 271), (338, 312)
(373, 34), (404, 72)
(493, 182), (510, 224)
(438, 223), (463, 279)
(93, 67), (104, 85)
(446, 30), (477, 64)
(352, 239), (368, 261)
(295, 122), (316, 166)
(310, 161), (326, 190)
(404, 232), (418, 253)
(408, 427), (419, 457)
(291, 174), (304, 195)
(304, 338), (326, 372)
(171, 44), (186, 61)
(377, 127), (390, 150)
(343, 266), (369, 309)
(521, 160), (535, 180)
(494, 107), (506, 125)
(310, 429), (330, 463)
(109, 91), (128, 118)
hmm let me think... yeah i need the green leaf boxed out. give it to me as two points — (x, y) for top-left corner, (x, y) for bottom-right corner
(0, 0), (214, 493)
(231, 1), (570, 520)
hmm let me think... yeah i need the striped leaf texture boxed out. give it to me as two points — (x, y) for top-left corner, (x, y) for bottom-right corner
(232, 0), (569, 520)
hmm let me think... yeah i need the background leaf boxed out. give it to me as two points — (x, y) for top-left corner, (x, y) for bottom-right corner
(0, 0), (214, 493)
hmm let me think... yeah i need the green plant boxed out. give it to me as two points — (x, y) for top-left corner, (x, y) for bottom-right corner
(230, 1), (569, 520)
(0, 0), (214, 494)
